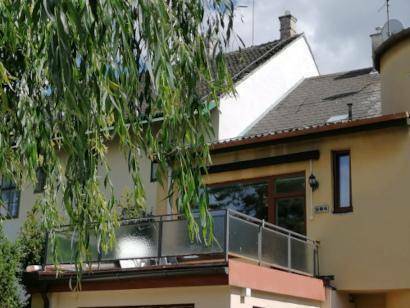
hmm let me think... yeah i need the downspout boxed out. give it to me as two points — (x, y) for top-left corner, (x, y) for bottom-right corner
(309, 159), (314, 220)
(166, 167), (173, 215)
(41, 290), (49, 308)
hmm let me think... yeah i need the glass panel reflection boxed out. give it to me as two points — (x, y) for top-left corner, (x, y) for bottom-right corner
(275, 197), (306, 235)
(274, 175), (305, 194)
(207, 181), (267, 219)
(338, 154), (351, 207)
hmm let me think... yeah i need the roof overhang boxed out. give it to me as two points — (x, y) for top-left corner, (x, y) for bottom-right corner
(211, 112), (410, 154)
(24, 260), (325, 302)
(374, 28), (410, 71)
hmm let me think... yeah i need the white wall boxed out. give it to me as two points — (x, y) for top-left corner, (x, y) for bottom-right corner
(230, 287), (321, 308)
(321, 289), (355, 308)
(218, 35), (319, 140)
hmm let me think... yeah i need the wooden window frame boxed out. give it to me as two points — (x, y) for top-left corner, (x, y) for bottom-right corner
(332, 150), (353, 213)
(207, 172), (306, 231)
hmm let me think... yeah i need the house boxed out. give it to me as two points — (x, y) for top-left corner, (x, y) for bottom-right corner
(205, 26), (410, 307)
(15, 15), (410, 308)
(2, 11), (319, 241)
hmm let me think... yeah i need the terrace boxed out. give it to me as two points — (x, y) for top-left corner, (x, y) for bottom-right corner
(41, 209), (319, 278)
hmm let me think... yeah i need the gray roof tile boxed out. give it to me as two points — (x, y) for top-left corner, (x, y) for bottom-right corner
(246, 67), (381, 135)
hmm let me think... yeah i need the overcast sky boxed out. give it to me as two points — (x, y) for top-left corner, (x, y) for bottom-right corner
(231, 0), (410, 74)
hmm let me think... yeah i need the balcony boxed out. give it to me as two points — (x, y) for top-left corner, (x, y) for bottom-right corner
(43, 210), (319, 277)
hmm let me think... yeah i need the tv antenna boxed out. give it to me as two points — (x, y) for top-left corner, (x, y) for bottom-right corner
(378, 0), (391, 36)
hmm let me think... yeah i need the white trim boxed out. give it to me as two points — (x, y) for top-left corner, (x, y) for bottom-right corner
(301, 33), (321, 76)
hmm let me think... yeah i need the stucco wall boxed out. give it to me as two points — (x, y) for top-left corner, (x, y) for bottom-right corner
(3, 138), (161, 241)
(42, 286), (229, 308)
(217, 35), (319, 140)
(386, 290), (410, 308)
(230, 286), (321, 308)
(206, 126), (410, 292)
(321, 289), (354, 308)
(380, 37), (410, 115)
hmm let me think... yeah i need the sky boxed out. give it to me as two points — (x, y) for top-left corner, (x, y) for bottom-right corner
(231, 0), (410, 74)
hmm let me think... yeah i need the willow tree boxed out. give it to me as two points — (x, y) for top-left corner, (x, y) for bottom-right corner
(0, 0), (234, 273)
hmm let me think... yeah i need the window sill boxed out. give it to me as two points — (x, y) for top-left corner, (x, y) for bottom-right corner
(333, 207), (353, 214)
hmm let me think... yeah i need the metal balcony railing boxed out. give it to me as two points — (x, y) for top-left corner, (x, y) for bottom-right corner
(44, 209), (319, 277)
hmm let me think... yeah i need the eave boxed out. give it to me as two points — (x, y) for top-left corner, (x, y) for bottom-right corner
(211, 112), (410, 154)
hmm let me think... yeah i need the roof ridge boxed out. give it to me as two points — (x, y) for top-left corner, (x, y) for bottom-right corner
(304, 67), (375, 81)
(230, 34), (303, 81)
(224, 33), (302, 56)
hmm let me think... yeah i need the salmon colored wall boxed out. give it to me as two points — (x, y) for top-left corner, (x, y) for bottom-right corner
(206, 126), (410, 292)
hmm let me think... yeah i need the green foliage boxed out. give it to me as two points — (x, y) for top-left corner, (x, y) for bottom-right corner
(0, 0), (235, 279)
(0, 225), (28, 307)
(17, 206), (46, 269)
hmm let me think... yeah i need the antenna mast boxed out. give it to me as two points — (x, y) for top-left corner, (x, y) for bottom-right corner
(386, 0), (391, 36)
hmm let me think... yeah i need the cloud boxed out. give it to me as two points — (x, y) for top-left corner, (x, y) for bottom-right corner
(231, 0), (410, 74)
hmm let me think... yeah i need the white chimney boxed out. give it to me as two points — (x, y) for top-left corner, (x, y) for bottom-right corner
(279, 11), (297, 41)
(370, 28), (383, 60)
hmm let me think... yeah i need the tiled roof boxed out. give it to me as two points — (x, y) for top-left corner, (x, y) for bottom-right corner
(224, 34), (302, 83)
(246, 67), (381, 136)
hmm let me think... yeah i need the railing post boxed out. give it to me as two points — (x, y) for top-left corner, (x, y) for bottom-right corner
(42, 231), (49, 270)
(287, 233), (292, 272)
(224, 209), (229, 262)
(314, 242), (319, 277)
(157, 216), (163, 263)
(257, 220), (264, 265)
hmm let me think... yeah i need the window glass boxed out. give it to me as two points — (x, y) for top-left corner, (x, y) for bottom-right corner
(275, 197), (305, 235)
(338, 154), (351, 208)
(207, 181), (268, 219)
(274, 175), (305, 194)
(0, 178), (20, 218)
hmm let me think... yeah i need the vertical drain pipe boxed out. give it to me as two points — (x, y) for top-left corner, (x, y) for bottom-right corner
(41, 290), (49, 308)
(309, 159), (314, 220)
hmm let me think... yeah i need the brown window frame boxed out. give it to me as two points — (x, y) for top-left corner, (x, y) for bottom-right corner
(332, 150), (353, 213)
(207, 172), (306, 231)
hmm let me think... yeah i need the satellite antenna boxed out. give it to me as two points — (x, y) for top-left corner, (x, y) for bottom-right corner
(381, 19), (404, 41)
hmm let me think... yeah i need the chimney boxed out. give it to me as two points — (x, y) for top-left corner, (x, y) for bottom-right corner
(370, 28), (383, 61)
(279, 11), (297, 41)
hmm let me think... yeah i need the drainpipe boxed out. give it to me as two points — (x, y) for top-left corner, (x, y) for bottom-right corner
(309, 160), (314, 220)
(41, 291), (49, 308)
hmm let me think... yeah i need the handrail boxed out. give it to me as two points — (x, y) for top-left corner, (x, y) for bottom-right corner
(45, 209), (319, 277)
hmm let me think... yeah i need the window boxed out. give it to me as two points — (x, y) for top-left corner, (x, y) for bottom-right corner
(333, 150), (352, 213)
(0, 178), (20, 219)
(207, 173), (306, 235)
(207, 180), (268, 219)
(34, 168), (46, 193)
(150, 160), (159, 182)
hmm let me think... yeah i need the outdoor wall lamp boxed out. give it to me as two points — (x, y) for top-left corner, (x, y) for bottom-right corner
(309, 173), (319, 191)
